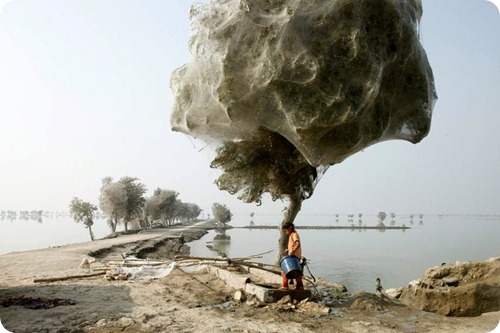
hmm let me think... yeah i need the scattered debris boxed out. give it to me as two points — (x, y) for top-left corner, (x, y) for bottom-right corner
(297, 298), (331, 315)
(79, 257), (96, 269)
(233, 289), (246, 302)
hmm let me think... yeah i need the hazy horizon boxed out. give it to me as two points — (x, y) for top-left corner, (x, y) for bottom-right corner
(1, 1), (499, 217)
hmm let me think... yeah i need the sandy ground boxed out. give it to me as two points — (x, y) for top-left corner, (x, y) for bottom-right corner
(0, 220), (499, 333)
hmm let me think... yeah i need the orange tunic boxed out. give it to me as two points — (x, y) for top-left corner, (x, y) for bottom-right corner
(288, 230), (302, 259)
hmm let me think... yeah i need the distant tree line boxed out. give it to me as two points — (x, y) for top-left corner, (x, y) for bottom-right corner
(69, 176), (204, 240)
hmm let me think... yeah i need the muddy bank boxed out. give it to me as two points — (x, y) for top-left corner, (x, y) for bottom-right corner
(88, 223), (212, 260)
(393, 257), (500, 317)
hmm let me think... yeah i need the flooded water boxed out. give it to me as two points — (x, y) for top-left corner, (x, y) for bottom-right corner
(0, 214), (111, 254)
(1, 212), (498, 292)
(188, 214), (500, 292)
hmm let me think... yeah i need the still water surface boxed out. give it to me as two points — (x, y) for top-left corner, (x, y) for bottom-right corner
(0, 214), (110, 255)
(1, 213), (498, 292)
(188, 214), (500, 292)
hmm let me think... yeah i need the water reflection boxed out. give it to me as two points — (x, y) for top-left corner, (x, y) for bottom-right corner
(206, 224), (232, 257)
(1, 210), (45, 223)
(0, 210), (109, 224)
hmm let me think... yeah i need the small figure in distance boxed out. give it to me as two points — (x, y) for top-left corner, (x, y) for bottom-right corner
(376, 277), (383, 293)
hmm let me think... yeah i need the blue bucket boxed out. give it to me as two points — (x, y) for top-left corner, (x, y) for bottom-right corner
(280, 255), (302, 279)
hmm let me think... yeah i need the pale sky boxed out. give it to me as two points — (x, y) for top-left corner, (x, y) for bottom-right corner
(0, 0), (499, 217)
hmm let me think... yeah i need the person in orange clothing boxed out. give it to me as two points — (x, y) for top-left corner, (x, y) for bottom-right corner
(281, 222), (304, 290)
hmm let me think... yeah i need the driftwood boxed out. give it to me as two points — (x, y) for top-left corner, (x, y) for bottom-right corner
(31, 254), (280, 284)
(232, 250), (274, 261)
(105, 261), (170, 267)
(175, 256), (233, 262)
(231, 260), (281, 275)
(174, 255), (282, 275)
(175, 250), (273, 262)
(34, 272), (106, 283)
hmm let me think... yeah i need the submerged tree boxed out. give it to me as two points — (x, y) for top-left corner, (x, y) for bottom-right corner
(210, 128), (326, 261)
(69, 197), (97, 241)
(211, 202), (233, 241)
(211, 202), (232, 225)
(377, 211), (387, 228)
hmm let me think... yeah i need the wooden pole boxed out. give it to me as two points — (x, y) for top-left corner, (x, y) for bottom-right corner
(34, 272), (106, 283)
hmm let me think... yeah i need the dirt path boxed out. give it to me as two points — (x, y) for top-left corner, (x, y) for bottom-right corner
(0, 220), (212, 285)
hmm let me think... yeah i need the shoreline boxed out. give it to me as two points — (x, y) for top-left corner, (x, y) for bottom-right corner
(0, 219), (217, 286)
(0, 219), (216, 257)
(239, 225), (410, 230)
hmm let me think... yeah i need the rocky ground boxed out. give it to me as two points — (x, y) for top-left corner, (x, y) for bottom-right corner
(0, 220), (499, 333)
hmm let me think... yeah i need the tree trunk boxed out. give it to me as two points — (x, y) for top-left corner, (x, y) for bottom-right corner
(141, 207), (151, 229)
(88, 226), (95, 241)
(275, 195), (302, 264)
(112, 216), (119, 233)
